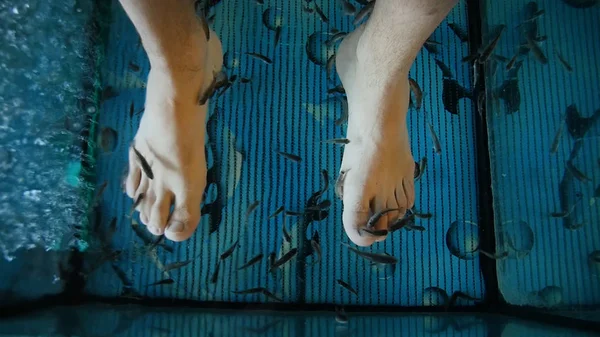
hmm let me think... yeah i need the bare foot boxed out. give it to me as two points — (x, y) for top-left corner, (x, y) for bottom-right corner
(336, 0), (457, 246)
(125, 28), (222, 242)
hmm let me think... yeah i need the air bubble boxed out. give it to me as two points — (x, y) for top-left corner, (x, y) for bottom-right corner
(370, 255), (397, 280)
(445, 220), (479, 260)
(98, 127), (118, 153)
(422, 287), (449, 306)
(262, 8), (285, 31)
(500, 220), (534, 259)
(223, 51), (241, 69)
(588, 250), (600, 277)
(306, 32), (336, 66)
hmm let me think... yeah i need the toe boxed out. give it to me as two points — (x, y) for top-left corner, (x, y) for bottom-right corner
(139, 188), (156, 228)
(395, 183), (408, 217)
(373, 197), (389, 231)
(148, 189), (174, 236)
(403, 178), (415, 209)
(164, 197), (201, 242)
(126, 149), (142, 198)
(342, 183), (377, 247)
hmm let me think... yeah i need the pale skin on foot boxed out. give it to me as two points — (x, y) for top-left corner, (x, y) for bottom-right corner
(120, 0), (457, 246)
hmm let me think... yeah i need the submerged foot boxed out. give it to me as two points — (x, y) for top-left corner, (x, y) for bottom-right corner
(125, 28), (222, 242)
(335, 26), (415, 247)
(335, 0), (456, 246)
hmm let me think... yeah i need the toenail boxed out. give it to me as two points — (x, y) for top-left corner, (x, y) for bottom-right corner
(168, 221), (185, 233)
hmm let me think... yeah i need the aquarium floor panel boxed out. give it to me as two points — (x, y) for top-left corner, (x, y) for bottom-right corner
(88, 0), (484, 305)
(484, 0), (600, 306)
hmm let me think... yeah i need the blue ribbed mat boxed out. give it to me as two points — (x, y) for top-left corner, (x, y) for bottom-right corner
(484, 0), (600, 307)
(87, 0), (484, 306)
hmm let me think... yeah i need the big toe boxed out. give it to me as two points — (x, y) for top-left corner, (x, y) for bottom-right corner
(147, 188), (174, 236)
(164, 196), (202, 242)
(341, 176), (377, 247)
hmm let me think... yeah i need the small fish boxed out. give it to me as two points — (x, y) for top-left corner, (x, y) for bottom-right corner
(415, 157), (427, 181)
(517, 9), (545, 26)
(199, 12), (210, 40)
(341, 0), (356, 15)
(550, 121), (565, 154)
(237, 253), (264, 270)
(406, 225), (426, 232)
(408, 78), (423, 110)
(232, 287), (283, 302)
(285, 210), (304, 216)
(555, 48), (573, 72)
(146, 278), (175, 287)
(551, 211), (569, 218)
(129, 102), (135, 118)
(268, 252), (276, 268)
(448, 291), (481, 307)
(442, 78), (472, 115)
(427, 120), (442, 154)
(366, 208), (400, 228)
(335, 97), (349, 126)
(335, 306), (348, 324)
(128, 62), (140, 72)
(282, 221), (292, 243)
(324, 55), (336, 78)
(93, 180), (108, 206)
(335, 170), (347, 199)
(306, 200), (331, 211)
(423, 42), (439, 55)
(525, 35), (548, 64)
(567, 161), (592, 182)
(132, 146), (154, 179)
(326, 32), (347, 47)
(163, 258), (194, 272)
(270, 248), (298, 271)
(327, 84), (346, 95)
(353, 1), (375, 25)
(344, 243), (398, 264)
(389, 214), (415, 232)
(552, 191), (583, 218)
(413, 211), (433, 219)
(101, 86), (119, 102)
(220, 239), (239, 260)
(207, 14), (216, 25)
(241, 320), (283, 334)
(277, 151), (302, 162)
(268, 206), (285, 218)
(448, 22), (468, 43)
(240, 77), (251, 83)
(314, 3), (329, 23)
(361, 228), (389, 237)
(434, 59), (454, 78)
(199, 74), (217, 105)
(478, 25), (506, 63)
(245, 200), (261, 217)
(131, 192), (145, 215)
(104, 217), (117, 242)
(210, 260), (221, 284)
(321, 138), (350, 145)
(565, 105), (600, 140)
(337, 279), (358, 296)
(506, 52), (519, 71)
(311, 234), (322, 264)
(246, 52), (273, 65)
(479, 249), (509, 260)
